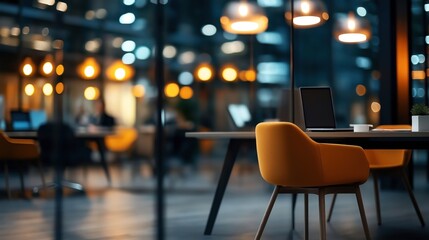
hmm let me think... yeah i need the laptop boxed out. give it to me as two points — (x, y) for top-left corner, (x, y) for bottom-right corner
(299, 87), (353, 132)
(227, 104), (253, 130)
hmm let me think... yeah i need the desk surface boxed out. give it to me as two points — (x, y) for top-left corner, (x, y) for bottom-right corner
(186, 130), (429, 139)
(186, 130), (429, 149)
(6, 128), (115, 139)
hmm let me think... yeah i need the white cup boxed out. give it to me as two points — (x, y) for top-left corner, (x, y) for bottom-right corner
(350, 124), (373, 132)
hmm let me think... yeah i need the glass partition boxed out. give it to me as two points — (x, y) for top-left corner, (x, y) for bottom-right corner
(0, 0), (420, 239)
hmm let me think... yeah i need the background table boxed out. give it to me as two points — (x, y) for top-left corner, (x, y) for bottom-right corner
(6, 128), (115, 184)
(186, 130), (429, 235)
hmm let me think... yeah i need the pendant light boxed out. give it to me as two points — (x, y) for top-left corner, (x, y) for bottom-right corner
(334, 12), (371, 43)
(220, 1), (268, 35)
(285, 0), (329, 28)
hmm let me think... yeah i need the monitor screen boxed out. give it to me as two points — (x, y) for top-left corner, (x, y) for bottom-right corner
(10, 110), (31, 131)
(227, 104), (251, 128)
(300, 87), (336, 128)
(29, 110), (47, 130)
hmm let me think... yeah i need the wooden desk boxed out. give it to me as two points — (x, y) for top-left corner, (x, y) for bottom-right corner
(186, 130), (429, 235)
(6, 128), (115, 184)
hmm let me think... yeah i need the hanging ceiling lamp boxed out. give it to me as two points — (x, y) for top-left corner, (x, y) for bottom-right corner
(334, 12), (371, 43)
(285, 0), (329, 28)
(220, 1), (268, 35)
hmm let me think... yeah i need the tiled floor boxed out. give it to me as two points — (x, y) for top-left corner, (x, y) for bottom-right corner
(0, 158), (429, 239)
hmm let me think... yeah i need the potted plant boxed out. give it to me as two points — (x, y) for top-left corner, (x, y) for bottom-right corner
(411, 103), (429, 132)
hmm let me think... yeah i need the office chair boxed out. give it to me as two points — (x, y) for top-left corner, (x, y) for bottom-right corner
(254, 122), (370, 240)
(104, 127), (138, 160)
(0, 132), (45, 198)
(33, 122), (92, 194)
(328, 125), (425, 227)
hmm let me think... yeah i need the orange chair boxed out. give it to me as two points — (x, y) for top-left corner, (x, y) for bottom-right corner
(255, 122), (370, 240)
(0, 132), (44, 198)
(105, 127), (138, 159)
(328, 125), (425, 226)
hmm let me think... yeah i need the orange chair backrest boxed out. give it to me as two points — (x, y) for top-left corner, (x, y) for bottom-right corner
(0, 132), (10, 159)
(376, 125), (411, 130)
(369, 125), (412, 166)
(105, 127), (138, 152)
(0, 132), (38, 160)
(255, 122), (323, 187)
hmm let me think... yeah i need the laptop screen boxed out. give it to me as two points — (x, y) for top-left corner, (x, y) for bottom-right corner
(300, 87), (336, 129)
(227, 104), (251, 128)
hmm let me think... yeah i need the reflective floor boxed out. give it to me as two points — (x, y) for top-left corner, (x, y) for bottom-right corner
(1, 157), (429, 240)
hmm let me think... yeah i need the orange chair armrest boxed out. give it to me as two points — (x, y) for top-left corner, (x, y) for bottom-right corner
(7, 138), (36, 145)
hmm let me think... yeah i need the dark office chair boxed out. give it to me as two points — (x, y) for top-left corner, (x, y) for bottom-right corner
(33, 122), (92, 194)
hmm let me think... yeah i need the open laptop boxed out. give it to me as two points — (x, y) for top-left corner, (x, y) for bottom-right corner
(227, 104), (253, 130)
(299, 87), (353, 132)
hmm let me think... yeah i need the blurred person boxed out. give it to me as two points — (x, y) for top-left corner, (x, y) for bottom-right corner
(168, 99), (199, 173)
(90, 99), (116, 128)
(75, 103), (90, 127)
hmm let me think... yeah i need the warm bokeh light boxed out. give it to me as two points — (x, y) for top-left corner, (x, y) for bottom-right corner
(240, 69), (257, 82)
(335, 12), (370, 43)
(56, 64), (64, 76)
(284, 0), (328, 28)
(42, 83), (53, 96)
(42, 62), (54, 75)
(77, 57), (100, 80)
(221, 66), (238, 82)
(24, 84), (35, 96)
(55, 82), (64, 94)
(40, 55), (54, 76)
(220, 2), (268, 34)
(180, 86), (193, 99)
(23, 64), (33, 76)
(164, 82), (180, 98)
(106, 60), (135, 81)
(356, 84), (366, 96)
(132, 85), (145, 98)
(84, 86), (100, 100)
(21, 57), (35, 77)
(412, 70), (425, 80)
(371, 101), (381, 113)
(195, 63), (214, 81)
(84, 66), (95, 78)
(115, 68), (126, 81)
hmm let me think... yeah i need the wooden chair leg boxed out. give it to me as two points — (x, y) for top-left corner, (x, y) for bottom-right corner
(372, 172), (382, 225)
(318, 189), (327, 240)
(400, 169), (425, 227)
(304, 193), (309, 240)
(291, 193), (297, 230)
(255, 186), (279, 240)
(327, 193), (337, 222)
(355, 186), (371, 240)
(4, 163), (11, 199)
